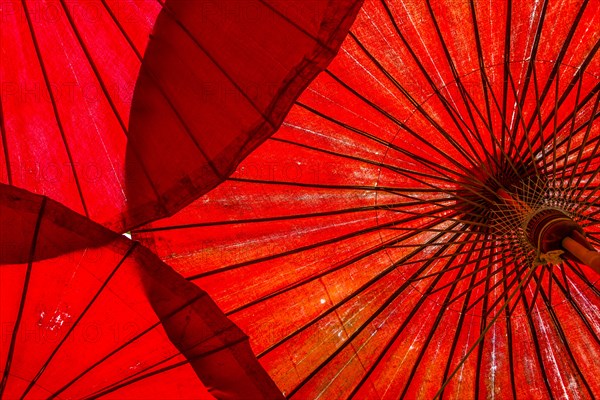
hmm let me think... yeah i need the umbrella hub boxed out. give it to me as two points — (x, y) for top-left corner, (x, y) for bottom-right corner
(525, 208), (587, 262)
(494, 187), (600, 272)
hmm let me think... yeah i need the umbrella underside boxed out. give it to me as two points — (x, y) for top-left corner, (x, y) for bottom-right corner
(134, 0), (600, 398)
(0, 0), (599, 398)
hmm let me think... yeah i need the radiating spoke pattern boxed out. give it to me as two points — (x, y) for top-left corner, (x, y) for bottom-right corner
(132, 0), (600, 398)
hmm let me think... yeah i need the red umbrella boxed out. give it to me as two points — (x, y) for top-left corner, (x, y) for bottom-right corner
(0, 183), (283, 399)
(1, 0), (363, 232)
(133, 0), (600, 398)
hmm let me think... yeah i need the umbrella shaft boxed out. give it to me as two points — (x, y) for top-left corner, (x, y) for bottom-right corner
(562, 236), (600, 274)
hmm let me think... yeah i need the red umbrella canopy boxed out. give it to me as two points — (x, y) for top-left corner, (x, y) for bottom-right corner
(0, 184), (283, 399)
(0, 0), (160, 230)
(0, 0), (363, 232)
(133, 0), (600, 398)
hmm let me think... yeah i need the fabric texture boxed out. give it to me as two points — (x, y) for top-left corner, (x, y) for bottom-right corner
(1, 0), (364, 232)
(0, 184), (283, 399)
(133, 0), (600, 398)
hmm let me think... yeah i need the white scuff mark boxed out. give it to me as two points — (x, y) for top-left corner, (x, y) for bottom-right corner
(383, 305), (428, 397)
(340, 47), (403, 104)
(38, 308), (72, 331)
(399, 0), (446, 90)
(568, 282), (600, 331)
(455, 312), (476, 396)
(282, 122), (382, 157)
(304, 87), (386, 133)
(533, 304), (572, 400)
(490, 325), (497, 400)
(129, 361), (141, 370)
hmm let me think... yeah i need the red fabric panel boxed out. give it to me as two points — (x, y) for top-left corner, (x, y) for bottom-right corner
(0, 184), (283, 399)
(1, 0), (363, 232)
(125, 0), (365, 226)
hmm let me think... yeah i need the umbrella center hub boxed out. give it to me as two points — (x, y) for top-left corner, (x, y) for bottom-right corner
(491, 182), (599, 271)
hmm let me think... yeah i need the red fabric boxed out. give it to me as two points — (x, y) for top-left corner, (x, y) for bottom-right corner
(0, 0), (161, 231)
(125, 0), (365, 227)
(0, 184), (283, 399)
(1, 0), (363, 232)
(133, 0), (600, 398)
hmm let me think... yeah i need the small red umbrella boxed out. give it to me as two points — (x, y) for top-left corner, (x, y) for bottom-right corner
(133, 0), (600, 398)
(1, 0), (363, 232)
(0, 183), (283, 399)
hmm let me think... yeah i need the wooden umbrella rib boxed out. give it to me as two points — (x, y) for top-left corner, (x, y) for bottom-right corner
(289, 228), (476, 398)
(348, 31), (485, 170)
(294, 101), (475, 184)
(498, 252), (519, 399)
(468, 0), (497, 163)
(20, 0), (89, 217)
(522, 0), (591, 135)
(99, 0), (143, 61)
(82, 337), (249, 400)
(560, 76), (586, 190)
(569, 97), (600, 202)
(508, 0), (549, 143)
(517, 27), (597, 165)
(532, 271), (596, 397)
(527, 63), (550, 174)
(530, 81), (600, 161)
(433, 261), (538, 399)
(81, 352), (181, 399)
(507, 259), (541, 316)
(133, 199), (450, 233)
(440, 242), (493, 400)
(226, 213), (465, 318)
(549, 270), (600, 347)
(508, 64), (543, 176)
(564, 260), (600, 297)
(56, 0), (165, 213)
(268, 136), (467, 186)
(520, 288), (554, 397)
(0, 99), (11, 185)
(398, 250), (478, 400)
(473, 240), (498, 400)
(525, 266), (546, 317)
(424, 247), (508, 299)
(48, 293), (210, 399)
(18, 243), (139, 400)
(0, 197), (46, 396)
(380, 0), (499, 169)
(405, 242), (497, 281)
(322, 69), (483, 180)
(186, 205), (463, 282)
(500, 0), (512, 168)
(447, 255), (522, 313)
(237, 228), (447, 315)
(348, 230), (486, 399)
(423, 0), (497, 167)
(257, 222), (466, 361)
(550, 73), (561, 184)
